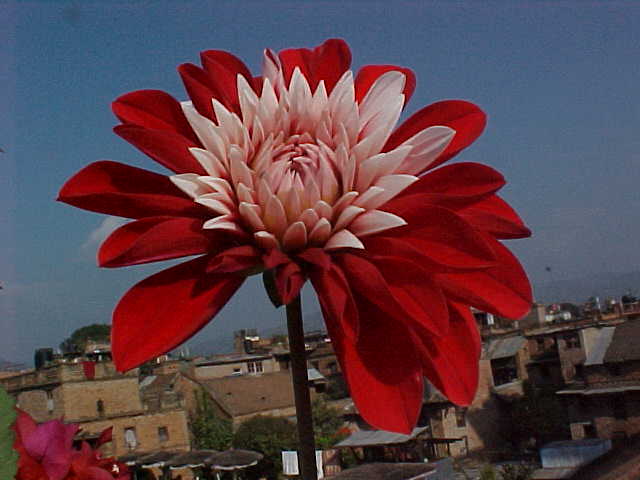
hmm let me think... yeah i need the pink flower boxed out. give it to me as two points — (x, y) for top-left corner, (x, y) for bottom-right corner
(59, 39), (531, 433)
(13, 409), (129, 480)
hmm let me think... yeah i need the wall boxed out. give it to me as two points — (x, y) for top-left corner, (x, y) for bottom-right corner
(83, 409), (191, 457)
(194, 356), (279, 379)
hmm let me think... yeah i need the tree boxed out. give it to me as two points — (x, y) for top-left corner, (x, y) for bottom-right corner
(60, 324), (111, 353)
(189, 388), (233, 450)
(311, 397), (346, 449)
(233, 416), (298, 480)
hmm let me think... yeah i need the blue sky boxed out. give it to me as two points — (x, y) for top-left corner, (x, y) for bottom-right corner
(2, 1), (640, 365)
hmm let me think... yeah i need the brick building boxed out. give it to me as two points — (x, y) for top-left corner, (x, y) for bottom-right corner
(1, 356), (190, 457)
(558, 320), (640, 441)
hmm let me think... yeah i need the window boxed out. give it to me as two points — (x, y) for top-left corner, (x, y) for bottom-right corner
(45, 390), (54, 413)
(491, 356), (519, 386)
(613, 396), (627, 420)
(158, 426), (169, 442)
(564, 333), (581, 349)
(247, 361), (263, 374)
(455, 407), (467, 428)
(124, 427), (137, 450)
(96, 399), (104, 417)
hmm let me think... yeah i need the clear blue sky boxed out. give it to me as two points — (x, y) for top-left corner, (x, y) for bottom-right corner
(2, 1), (640, 365)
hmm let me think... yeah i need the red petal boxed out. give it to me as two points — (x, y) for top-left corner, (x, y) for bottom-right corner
(112, 89), (198, 142)
(99, 216), (233, 268)
(279, 39), (351, 92)
(114, 125), (205, 174)
(178, 63), (218, 120)
(414, 302), (480, 405)
(385, 206), (497, 270)
(372, 255), (449, 337)
(307, 39), (352, 93)
(438, 237), (532, 319)
(394, 162), (505, 203)
(275, 261), (306, 305)
(58, 161), (207, 219)
(297, 248), (332, 271)
(323, 293), (423, 433)
(384, 100), (486, 172)
(201, 50), (255, 115)
(207, 245), (262, 274)
(96, 427), (113, 448)
(355, 65), (416, 105)
(310, 262), (359, 341)
(112, 256), (244, 371)
(459, 195), (531, 239)
(335, 253), (408, 325)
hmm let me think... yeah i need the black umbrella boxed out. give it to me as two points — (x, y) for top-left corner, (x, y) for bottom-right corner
(137, 451), (182, 468)
(167, 449), (220, 470)
(205, 449), (264, 471)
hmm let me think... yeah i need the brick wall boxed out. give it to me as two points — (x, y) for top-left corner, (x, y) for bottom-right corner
(61, 376), (144, 422)
(80, 409), (191, 457)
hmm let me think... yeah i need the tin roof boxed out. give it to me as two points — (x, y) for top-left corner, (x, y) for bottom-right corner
(485, 336), (526, 360)
(603, 320), (640, 363)
(335, 427), (429, 448)
(584, 327), (616, 366)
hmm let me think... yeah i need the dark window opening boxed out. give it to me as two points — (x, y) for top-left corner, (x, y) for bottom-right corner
(96, 399), (104, 417)
(491, 356), (518, 386)
(158, 426), (169, 442)
(564, 333), (581, 349)
(455, 407), (467, 428)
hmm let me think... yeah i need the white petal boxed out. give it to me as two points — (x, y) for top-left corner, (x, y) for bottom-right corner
(198, 177), (234, 197)
(353, 186), (385, 209)
(333, 205), (365, 232)
(397, 126), (456, 175)
(237, 74), (259, 131)
(282, 221), (308, 251)
(170, 174), (208, 199)
(264, 194), (288, 238)
(298, 208), (320, 232)
(212, 99), (244, 146)
(255, 231), (280, 250)
(239, 202), (265, 231)
(358, 71), (405, 127)
(325, 229), (365, 250)
(308, 218), (332, 245)
(229, 147), (254, 189)
(332, 191), (359, 216)
(354, 95), (404, 161)
(313, 200), (333, 221)
(349, 210), (407, 237)
(355, 146), (412, 192)
(189, 147), (227, 178)
(236, 183), (255, 204)
(368, 174), (419, 208)
(195, 194), (234, 215)
(203, 215), (243, 233)
(181, 102), (227, 161)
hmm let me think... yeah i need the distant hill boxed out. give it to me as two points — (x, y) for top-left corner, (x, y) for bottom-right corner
(534, 270), (640, 304)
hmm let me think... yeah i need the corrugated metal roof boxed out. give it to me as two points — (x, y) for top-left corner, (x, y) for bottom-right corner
(557, 385), (640, 395)
(335, 427), (429, 447)
(584, 327), (616, 366)
(530, 467), (577, 479)
(485, 336), (526, 360)
(307, 368), (325, 381)
(603, 319), (640, 363)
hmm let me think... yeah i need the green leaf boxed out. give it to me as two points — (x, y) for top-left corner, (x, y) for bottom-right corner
(0, 386), (18, 479)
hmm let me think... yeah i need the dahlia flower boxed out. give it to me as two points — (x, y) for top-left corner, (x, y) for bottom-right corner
(13, 409), (129, 480)
(59, 39), (531, 433)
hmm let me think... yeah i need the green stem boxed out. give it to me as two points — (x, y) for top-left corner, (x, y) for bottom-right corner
(286, 294), (318, 480)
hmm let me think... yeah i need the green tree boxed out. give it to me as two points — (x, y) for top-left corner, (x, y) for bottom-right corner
(479, 464), (498, 480)
(0, 387), (17, 479)
(311, 397), (346, 449)
(233, 415), (298, 480)
(60, 324), (111, 353)
(189, 388), (233, 450)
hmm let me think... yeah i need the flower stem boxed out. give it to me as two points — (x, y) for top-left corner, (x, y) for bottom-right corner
(286, 294), (318, 480)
